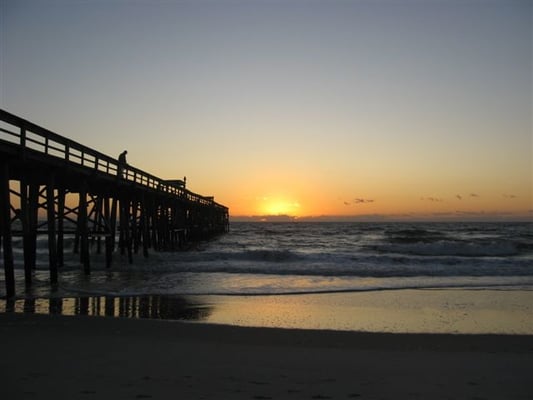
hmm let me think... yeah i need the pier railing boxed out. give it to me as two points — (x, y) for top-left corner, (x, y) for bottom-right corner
(0, 109), (226, 210)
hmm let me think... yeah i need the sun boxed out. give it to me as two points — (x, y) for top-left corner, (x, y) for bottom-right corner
(259, 196), (301, 216)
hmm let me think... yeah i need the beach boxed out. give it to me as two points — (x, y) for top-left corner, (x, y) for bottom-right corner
(1, 312), (532, 400)
(1, 223), (532, 398)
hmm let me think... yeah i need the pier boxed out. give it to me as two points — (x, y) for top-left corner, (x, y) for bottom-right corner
(0, 109), (229, 298)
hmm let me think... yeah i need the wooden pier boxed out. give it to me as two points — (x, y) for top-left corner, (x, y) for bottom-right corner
(0, 109), (229, 298)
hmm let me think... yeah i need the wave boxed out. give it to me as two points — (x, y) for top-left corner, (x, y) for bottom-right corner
(55, 273), (533, 298)
(95, 250), (532, 278)
(373, 240), (522, 257)
(231, 249), (302, 262)
(384, 228), (449, 244)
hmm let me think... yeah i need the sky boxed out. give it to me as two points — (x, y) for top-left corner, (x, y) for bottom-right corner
(1, 0), (532, 221)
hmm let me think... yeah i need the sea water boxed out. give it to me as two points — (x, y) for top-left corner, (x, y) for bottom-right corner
(2, 221), (532, 298)
(2, 221), (533, 333)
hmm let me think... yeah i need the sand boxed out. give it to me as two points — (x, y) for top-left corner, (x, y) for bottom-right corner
(1, 313), (532, 400)
(197, 289), (533, 334)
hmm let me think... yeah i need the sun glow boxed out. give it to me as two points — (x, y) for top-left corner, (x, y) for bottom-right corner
(259, 196), (301, 216)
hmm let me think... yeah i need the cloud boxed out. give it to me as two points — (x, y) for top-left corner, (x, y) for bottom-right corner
(343, 198), (375, 205)
(353, 198), (375, 204)
(455, 210), (485, 215)
(469, 193), (480, 198)
(503, 194), (517, 199)
(420, 196), (443, 202)
(456, 195), (463, 200)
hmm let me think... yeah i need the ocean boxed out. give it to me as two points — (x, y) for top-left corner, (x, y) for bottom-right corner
(2, 221), (533, 333)
(2, 221), (533, 297)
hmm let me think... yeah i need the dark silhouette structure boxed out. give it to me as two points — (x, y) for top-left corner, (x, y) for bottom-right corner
(118, 150), (127, 177)
(0, 109), (229, 298)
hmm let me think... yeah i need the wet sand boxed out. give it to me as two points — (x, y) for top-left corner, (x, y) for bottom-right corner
(1, 313), (532, 400)
(3, 289), (533, 334)
(199, 289), (533, 334)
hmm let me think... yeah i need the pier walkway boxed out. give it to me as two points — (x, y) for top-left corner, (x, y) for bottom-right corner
(0, 109), (229, 298)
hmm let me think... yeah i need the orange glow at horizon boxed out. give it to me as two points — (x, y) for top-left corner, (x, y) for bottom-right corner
(258, 196), (302, 216)
(221, 180), (532, 221)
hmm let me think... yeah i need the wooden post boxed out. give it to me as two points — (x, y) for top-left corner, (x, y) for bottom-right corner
(158, 205), (165, 250)
(119, 198), (126, 256)
(131, 198), (139, 254)
(125, 199), (133, 264)
(46, 174), (58, 284)
(57, 187), (65, 268)
(141, 197), (149, 258)
(151, 203), (158, 251)
(170, 204), (177, 250)
(94, 196), (103, 254)
(104, 197), (113, 268)
(0, 161), (15, 298)
(162, 205), (169, 250)
(28, 184), (39, 270)
(79, 183), (90, 274)
(20, 178), (32, 287)
(110, 196), (118, 252)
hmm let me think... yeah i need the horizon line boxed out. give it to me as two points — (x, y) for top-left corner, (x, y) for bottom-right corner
(229, 213), (533, 223)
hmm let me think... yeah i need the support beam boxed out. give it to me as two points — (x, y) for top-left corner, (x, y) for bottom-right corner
(79, 182), (90, 274)
(141, 197), (149, 258)
(119, 198), (126, 256)
(46, 174), (58, 284)
(125, 199), (133, 264)
(20, 178), (32, 287)
(104, 197), (113, 268)
(28, 183), (39, 271)
(0, 161), (15, 298)
(131, 198), (139, 254)
(94, 196), (103, 254)
(57, 187), (66, 268)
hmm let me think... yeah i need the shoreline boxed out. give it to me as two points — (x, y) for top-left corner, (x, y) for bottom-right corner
(1, 313), (532, 399)
(2, 288), (532, 335)
(2, 312), (533, 350)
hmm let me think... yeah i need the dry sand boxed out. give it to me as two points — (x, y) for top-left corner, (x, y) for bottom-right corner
(1, 313), (532, 400)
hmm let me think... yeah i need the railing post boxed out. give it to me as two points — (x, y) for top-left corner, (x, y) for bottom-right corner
(20, 126), (26, 156)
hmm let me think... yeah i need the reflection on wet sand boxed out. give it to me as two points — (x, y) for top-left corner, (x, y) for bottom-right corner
(0, 295), (213, 321)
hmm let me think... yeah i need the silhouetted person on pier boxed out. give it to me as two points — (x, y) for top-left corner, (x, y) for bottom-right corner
(118, 150), (128, 178)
